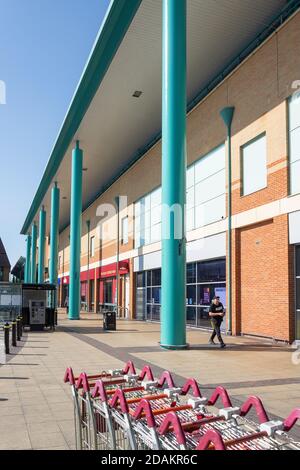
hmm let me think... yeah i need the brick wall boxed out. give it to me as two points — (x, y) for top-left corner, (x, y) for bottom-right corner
(232, 215), (291, 341)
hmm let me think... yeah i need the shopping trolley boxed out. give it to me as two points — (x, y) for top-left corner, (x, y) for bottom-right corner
(157, 395), (300, 451)
(64, 360), (138, 449)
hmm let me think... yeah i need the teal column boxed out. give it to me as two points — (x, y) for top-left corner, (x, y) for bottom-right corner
(38, 207), (46, 283)
(69, 141), (83, 320)
(30, 223), (37, 284)
(220, 107), (235, 335)
(25, 235), (31, 283)
(160, 0), (187, 349)
(49, 183), (60, 284)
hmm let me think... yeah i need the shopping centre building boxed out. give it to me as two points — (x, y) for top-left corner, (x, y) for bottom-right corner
(21, 0), (300, 346)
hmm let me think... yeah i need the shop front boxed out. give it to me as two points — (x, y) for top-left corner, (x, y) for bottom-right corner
(135, 258), (226, 329)
(97, 260), (130, 317)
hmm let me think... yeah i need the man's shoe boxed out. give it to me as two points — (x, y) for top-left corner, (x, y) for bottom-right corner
(220, 343), (226, 349)
(209, 339), (216, 345)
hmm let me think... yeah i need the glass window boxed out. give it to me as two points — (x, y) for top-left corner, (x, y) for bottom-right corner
(186, 285), (196, 305)
(197, 259), (226, 283)
(136, 272), (145, 288)
(90, 236), (95, 257)
(121, 217), (129, 245)
(147, 271), (152, 286)
(187, 263), (196, 284)
(296, 246), (300, 277)
(134, 188), (162, 248)
(296, 279), (300, 310)
(152, 287), (161, 304)
(242, 134), (267, 196)
(152, 269), (161, 286)
(186, 306), (196, 326)
(147, 288), (152, 303)
(188, 144), (226, 230)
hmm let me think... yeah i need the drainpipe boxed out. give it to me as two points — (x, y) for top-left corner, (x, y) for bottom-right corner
(220, 107), (235, 335)
(86, 220), (90, 312)
(115, 196), (120, 317)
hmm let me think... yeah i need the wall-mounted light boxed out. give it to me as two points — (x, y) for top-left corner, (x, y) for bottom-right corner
(132, 90), (142, 98)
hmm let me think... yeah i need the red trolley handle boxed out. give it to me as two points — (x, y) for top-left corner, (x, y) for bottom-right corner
(181, 378), (202, 398)
(207, 386), (232, 408)
(75, 372), (90, 393)
(283, 408), (300, 432)
(123, 360), (136, 375)
(138, 365), (154, 381)
(157, 371), (175, 389)
(240, 396), (269, 424)
(109, 388), (129, 414)
(91, 379), (108, 402)
(64, 367), (75, 386)
(132, 399), (156, 428)
(158, 412), (186, 446)
(196, 429), (226, 451)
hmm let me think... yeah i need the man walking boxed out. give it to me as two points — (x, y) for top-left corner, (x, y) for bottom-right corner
(209, 296), (226, 348)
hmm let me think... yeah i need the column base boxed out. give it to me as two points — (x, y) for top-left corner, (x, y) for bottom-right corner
(159, 342), (189, 350)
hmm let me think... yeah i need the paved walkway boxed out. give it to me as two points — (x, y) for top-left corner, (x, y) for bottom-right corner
(0, 313), (299, 449)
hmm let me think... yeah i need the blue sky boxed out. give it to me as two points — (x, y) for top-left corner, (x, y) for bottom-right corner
(0, 0), (110, 267)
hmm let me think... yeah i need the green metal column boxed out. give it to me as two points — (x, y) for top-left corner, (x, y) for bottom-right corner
(220, 107), (235, 334)
(30, 223), (37, 284)
(38, 207), (46, 283)
(25, 235), (31, 283)
(49, 183), (60, 285)
(160, 0), (187, 349)
(69, 141), (83, 320)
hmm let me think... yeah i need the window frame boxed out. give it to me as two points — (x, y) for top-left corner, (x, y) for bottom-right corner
(240, 132), (267, 197)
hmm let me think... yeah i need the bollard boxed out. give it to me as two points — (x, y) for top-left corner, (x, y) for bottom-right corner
(16, 317), (21, 342)
(4, 323), (10, 354)
(19, 316), (23, 338)
(11, 321), (17, 347)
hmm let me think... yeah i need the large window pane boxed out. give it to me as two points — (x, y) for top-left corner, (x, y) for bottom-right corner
(296, 246), (300, 277)
(152, 269), (161, 286)
(289, 94), (300, 131)
(195, 145), (225, 183)
(290, 127), (300, 163)
(290, 160), (300, 195)
(195, 194), (225, 227)
(136, 272), (145, 288)
(152, 287), (161, 304)
(197, 307), (211, 328)
(151, 188), (161, 208)
(186, 307), (196, 326)
(187, 166), (195, 189)
(242, 134), (267, 196)
(197, 259), (226, 282)
(187, 263), (196, 284)
(296, 279), (300, 310)
(195, 169), (225, 206)
(186, 208), (195, 231)
(186, 285), (196, 305)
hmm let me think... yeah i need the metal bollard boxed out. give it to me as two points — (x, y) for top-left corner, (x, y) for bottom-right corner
(11, 321), (17, 347)
(16, 317), (21, 342)
(19, 316), (23, 338)
(4, 323), (10, 354)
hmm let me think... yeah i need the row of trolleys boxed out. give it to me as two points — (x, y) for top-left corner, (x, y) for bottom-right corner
(64, 361), (300, 451)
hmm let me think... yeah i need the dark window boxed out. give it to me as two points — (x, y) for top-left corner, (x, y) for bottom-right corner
(197, 307), (211, 328)
(104, 279), (113, 304)
(197, 259), (226, 282)
(296, 279), (300, 310)
(186, 306), (196, 325)
(187, 263), (196, 284)
(137, 272), (145, 288)
(147, 288), (152, 303)
(147, 271), (152, 286)
(152, 287), (161, 304)
(152, 269), (161, 286)
(186, 285), (196, 305)
(296, 246), (300, 277)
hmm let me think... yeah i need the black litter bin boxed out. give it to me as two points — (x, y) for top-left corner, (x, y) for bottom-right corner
(103, 310), (116, 331)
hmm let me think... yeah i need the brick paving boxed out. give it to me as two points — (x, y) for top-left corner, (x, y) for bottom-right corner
(0, 312), (299, 449)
